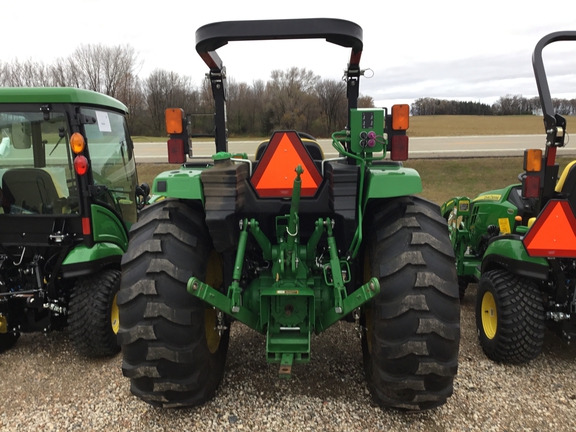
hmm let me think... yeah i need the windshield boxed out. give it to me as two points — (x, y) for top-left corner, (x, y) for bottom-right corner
(0, 110), (78, 215)
(82, 108), (138, 225)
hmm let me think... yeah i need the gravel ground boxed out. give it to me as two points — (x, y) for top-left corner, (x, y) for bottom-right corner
(2, 284), (576, 432)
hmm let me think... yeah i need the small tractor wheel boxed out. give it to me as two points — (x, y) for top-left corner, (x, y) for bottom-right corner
(362, 196), (460, 411)
(117, 199), (229, 408)
(68, 269), (121, 357)
(476, 269), (546, 363)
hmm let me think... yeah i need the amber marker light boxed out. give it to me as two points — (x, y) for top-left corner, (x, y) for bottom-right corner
(165, 108), (184, 134)
(391, 104), (410, 131)
(70, 132), (85, 154)
(524, 149), (542, 172)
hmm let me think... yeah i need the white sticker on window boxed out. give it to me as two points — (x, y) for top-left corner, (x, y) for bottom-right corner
(95, 111), (112, 132)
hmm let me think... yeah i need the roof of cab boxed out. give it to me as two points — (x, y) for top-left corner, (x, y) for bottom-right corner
(0, 87), (128, 114)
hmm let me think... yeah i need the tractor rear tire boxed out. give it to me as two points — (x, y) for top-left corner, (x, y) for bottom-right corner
(362, 196), (460, 411)
(476, 269), (546, 363)
(117, 199), (229, 408)
(68, 269), (121, 357)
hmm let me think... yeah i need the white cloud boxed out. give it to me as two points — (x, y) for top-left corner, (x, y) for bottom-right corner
(2, 0), (575, 105)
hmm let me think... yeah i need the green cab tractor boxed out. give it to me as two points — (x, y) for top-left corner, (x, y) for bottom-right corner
(442, 31), (576, 364)
(117, 18), (460, 411)
(0, 87), (147, 357)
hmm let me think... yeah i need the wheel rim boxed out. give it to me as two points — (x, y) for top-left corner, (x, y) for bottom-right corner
(204, 308), (220, 354)
(481, 291), (497, 339)
(204, 250), (223, 354)
(111, 293), (120, 334)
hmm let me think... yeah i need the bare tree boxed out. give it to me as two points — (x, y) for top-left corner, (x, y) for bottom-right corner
(266, 67), (320, 131)
(358, 95), (375, 108)
(68, 43), (140, 97)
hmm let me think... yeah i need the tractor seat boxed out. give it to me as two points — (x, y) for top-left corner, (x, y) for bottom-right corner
(555, 160), (576, 209)
(2, 168), (61, 214)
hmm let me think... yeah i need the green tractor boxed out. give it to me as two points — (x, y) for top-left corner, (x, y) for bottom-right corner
(118, 18), (460, 411)
(0, 87), (147, 357)
(442, 31), (576, 364)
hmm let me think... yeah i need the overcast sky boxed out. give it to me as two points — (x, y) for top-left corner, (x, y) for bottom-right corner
(3, 0), (575, 108)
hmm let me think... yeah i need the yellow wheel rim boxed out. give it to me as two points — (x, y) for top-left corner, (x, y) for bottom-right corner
(205, 308), (220, 354)
(0, 316), (8, 334)
(111, 293), (120, 334)
(204, 250), (223, 354)
(481, 291), (497, 339)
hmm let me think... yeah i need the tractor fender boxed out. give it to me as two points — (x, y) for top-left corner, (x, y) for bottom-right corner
(364, 165), (422, 200)
(481, 237), (549, 280)
(91, 204), (129, 250)
(151, 168), (205, 202)
(61, 243), (124, 278)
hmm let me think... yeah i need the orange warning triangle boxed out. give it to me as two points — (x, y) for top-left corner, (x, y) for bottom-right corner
(523, 200), (576, 257)
(251, 131), (322, 197)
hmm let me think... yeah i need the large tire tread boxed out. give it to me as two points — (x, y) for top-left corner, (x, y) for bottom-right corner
(363, 196), (460, 411)
(117, 199), (229, 408)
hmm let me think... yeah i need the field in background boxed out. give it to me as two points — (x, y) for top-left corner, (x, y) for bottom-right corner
(408, 115), (549, 137)
(133, 115), (576, 142)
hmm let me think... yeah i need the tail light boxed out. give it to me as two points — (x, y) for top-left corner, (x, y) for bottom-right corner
(390, 135), (408, 161)
(82, 217), (91, 235)
(167, 139), (186, 164)
(522, 175), (540, 198)
(165, 108), (190, 162)
(521, 149), (543, 199)
(74, 155), (89, 176)
(389, 104), (410, 161)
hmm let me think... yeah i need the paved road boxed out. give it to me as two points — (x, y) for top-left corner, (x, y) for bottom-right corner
(134, 135), (576, 163)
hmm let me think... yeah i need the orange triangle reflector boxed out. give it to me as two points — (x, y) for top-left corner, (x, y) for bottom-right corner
(251, 131), (322, 197)
(523, 200), (576, 257)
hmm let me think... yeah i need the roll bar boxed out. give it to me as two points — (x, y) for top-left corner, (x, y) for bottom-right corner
(195, 18), (363, 71)
(194, 18), (364, 153)
(532, 31), (576, 133)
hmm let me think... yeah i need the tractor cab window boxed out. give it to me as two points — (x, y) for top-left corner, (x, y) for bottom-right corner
(0, 110), (79, 215)
(82, 108), (137, 225)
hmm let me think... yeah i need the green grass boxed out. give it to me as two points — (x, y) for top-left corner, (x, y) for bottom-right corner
(405, 156), (573, 204)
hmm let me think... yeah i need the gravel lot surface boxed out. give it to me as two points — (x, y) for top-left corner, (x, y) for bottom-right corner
(2, 284), (576, 432)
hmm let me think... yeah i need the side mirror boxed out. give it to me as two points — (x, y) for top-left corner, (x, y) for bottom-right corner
(136, 183), (150, 210)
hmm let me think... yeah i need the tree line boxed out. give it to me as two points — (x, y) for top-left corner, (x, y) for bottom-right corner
(0, 44), (374, 138)
(412, 95), (576, 116)
(3, 43), (574, 137)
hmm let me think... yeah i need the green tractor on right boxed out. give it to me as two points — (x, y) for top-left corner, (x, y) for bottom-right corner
(442, 31), (576, 364)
